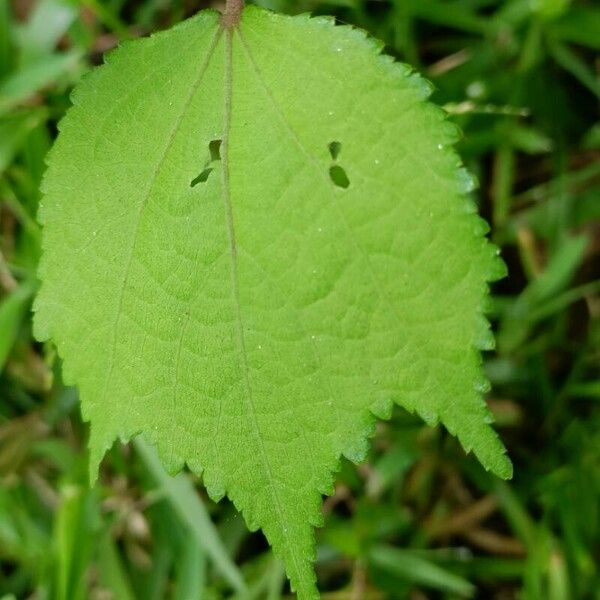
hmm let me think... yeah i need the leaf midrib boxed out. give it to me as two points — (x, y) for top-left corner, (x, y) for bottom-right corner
(220, 24), (309, 593)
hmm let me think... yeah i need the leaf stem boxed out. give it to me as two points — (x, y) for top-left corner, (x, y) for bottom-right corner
(223, 0), (244, 28)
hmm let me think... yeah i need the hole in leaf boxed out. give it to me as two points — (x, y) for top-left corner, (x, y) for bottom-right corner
(329, 141), (342, 160)
(190, 139), (223, 187)
(190, 168), (213, 187)
(209, 139), (222, 162)
(329, 165), (350, 189)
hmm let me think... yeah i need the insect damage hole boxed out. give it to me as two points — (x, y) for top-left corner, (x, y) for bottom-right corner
(190, 139), (222, 187)
(329, 165), (350, 189)
(328, 140), (350, 188)
(329, 141), (342, 160)
(209, 139), (222, 162)
(191, 168), (213, 187)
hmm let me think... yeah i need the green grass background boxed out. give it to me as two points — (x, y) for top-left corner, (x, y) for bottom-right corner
(0, 0), (598, 598)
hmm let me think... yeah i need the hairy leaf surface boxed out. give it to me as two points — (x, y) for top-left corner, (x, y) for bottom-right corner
(35, 7), (511, 598)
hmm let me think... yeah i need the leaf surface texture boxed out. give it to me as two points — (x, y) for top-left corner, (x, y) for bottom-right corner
(35, 7), (511, 598)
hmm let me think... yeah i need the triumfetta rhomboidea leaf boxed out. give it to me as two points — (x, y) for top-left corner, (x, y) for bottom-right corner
(34, 7), (512, 598)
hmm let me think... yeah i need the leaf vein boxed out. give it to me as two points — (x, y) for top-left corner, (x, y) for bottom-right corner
(221, 26), (306, 585)
(100, 27), (223, 417)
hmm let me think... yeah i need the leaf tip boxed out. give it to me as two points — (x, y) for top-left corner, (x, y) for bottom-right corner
(494, 453), (514, 480)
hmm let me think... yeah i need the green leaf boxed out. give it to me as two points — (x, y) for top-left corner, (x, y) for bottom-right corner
(134, 438), (247, 594)
(551, 7), (600, 50)
(0, 108), (46, 173)
(0, 281), (34, 370)
(34, 7), (511, 598)
(369, 545), (476, 598)
(17, 0), (78, 62)
(0, 50), (82, 115)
